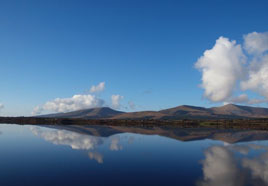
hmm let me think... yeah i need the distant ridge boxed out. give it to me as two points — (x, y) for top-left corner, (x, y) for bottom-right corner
(36, 104), (268, 120)
(211, 104), (268, 118)
(38, 107), (124, 119)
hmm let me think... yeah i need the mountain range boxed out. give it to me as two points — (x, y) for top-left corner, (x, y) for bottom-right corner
(38, 104), (268, 119)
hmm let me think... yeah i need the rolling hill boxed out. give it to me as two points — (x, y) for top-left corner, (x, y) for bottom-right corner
(38, 107), (124, 119)
(37, 104), (268, 120)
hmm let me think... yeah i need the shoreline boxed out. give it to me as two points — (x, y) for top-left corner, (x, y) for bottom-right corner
(1, 116), (268, 130)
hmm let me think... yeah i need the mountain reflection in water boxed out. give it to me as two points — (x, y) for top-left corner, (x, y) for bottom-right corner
(1, 124), (268, 186)
(29, 125), (268, 185)
(31, 125), (268, 144)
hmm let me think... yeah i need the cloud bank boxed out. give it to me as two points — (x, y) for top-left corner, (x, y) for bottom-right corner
(32, 82), (127, 115)
(195, 31), (268, 105)
(33, 94), (104, 115)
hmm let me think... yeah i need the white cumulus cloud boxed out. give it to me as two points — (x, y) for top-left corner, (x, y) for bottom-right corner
(196, 31), (268, 105)
(111, 94), (123, 109)
(195, 37), (246, 102)
(90, 82), (105, 93)
(33, 94), (104, 115)
(32, 82), (129, 115)
(241, 54), (268, 100)
(244, 32), (268, 54)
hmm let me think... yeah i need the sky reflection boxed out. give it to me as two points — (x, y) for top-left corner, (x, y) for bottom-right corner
(1, 124), (268, 185)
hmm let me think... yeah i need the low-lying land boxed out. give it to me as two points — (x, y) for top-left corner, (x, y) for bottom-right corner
(2, 103), (268, 130)
(1, 116), (268, 130)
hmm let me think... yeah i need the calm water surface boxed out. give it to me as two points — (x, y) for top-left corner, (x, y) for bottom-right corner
(1, 124), (268, 186)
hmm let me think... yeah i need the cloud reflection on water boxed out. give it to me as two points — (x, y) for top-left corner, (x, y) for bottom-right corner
(199, 143), (268, 186)
(199, 146), (244, 186)
(31, 125), (268, 185)
(31, 126), (103, 150)
(30, 126), (125, 164)
(110, 136), (122, 151)
(88, 151), (104, 164)
(242, 151), (268, 184)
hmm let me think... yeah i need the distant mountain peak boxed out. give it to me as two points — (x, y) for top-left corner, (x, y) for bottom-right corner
(38, 107), (124, 119)
(222, 103), (241, 107)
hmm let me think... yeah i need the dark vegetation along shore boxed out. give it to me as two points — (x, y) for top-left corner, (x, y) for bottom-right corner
(1, 117), (268, 130)
(1, 104), (268, 129)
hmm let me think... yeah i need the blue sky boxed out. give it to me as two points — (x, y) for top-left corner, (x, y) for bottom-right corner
(0, 0), (268, 116)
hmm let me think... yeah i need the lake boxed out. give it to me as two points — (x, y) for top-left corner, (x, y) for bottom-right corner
(1, 124), (268, 186)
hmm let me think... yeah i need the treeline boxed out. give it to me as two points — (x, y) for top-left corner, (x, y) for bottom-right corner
(1, 116), (268, 129)
(0, 117), (200, 127)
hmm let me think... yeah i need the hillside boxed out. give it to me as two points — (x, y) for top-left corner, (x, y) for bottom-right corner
(211, 104), (268, 118)
(38, 107), (124, 119)
(36, 104), (268, 120)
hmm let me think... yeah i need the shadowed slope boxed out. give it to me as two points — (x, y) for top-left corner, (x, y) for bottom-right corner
(38, 107), (124, 119)
(159, 105), (215, 119)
